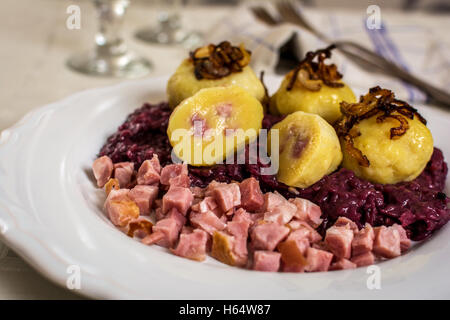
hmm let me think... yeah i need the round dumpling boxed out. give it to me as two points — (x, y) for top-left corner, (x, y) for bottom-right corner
(166, 42), (265, 108)
(337, 87), (434, 184)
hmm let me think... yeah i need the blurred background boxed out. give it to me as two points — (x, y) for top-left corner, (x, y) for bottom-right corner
(0, 0), (449, 299)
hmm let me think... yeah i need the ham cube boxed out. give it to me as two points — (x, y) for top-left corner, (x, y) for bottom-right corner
(92, 156), (113, 187)
(171, 229), (208, 261)
(288, 219), (322, 243)
(128, 185), (159, 215)
(351, 251), (375, 267)
(226, 220), (250, 265)
(289, 198), (323, 228)
(373, 226), (401, 258)
(211, 183), (241, 212)
(162, 186), (193, 215)
(239, 177), (264, 212)
(196, 196), (220, 215)
(253, 251), (281, 272)
(305, 247), (333, 272)
(190, 210), (226, 236)
(146, 210), (186, 248)
(211, 231), (245, 267)
(278, 238), (309, 272)
(168, 174), (191, 188)
(263, 193), (297, 225)
(352, 223), (375, 256)
(391, 224), (411, 253)
(329, 258), (357, 271)
(160, 164), (188, 185)
(137, 155), (161, 185)
(250, 222), (290, 251)
(325, 226), (354, 259)
(125, 217), (153, 239)
(104, 189), (139, 227)
(334, 217), (358, 233)
(113, 162), (134, 188)
(232, 208), (254, 226)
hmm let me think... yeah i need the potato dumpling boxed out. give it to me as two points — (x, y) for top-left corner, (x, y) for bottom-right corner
(167, 86), (264, 166)
(167, 59), (265, 108)
(167, 42), (265, 108)
(268, 111), (343, 188)
(270, 73), (356, 124)
(341, 112), (433, 184)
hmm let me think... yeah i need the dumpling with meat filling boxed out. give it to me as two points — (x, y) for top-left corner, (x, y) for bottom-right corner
(167, 41), (266, 108)
(336, 87), (434, 184)
(270, 45), (356, 124)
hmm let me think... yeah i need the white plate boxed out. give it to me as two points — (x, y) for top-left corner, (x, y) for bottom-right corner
(0, 75), (449, 299)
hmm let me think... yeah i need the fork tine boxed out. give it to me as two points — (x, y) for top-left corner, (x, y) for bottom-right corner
(250, 6), (279, 26)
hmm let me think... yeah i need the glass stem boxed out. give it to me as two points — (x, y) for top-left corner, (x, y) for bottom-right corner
(94, 0), (129, 57)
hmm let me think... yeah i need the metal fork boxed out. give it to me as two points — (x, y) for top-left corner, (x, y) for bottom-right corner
(251, 3), (450, 108)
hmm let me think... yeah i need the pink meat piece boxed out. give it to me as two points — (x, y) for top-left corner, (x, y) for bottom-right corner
(373, 226), (401, 258)
(124, 217), (153, 239)
(289, 198), (323, 228)
(391, 224), (411, 253)
(305, 247), (333, 272)
(137, 155), (161, 185)
(288, 219), (322, 243)
(147, 211), (185, 248)
(155, 207), (165, 221)
(351, 251), (375, 267)
(160, 164), (188, 185)
(92, 155), (113, 187)
(190, 210), (226, 236)
(329, 258), (357, 271)
(168, 174), (191, 188)
(226, 220), (250, 265)
(250, 222), (290, 251)
(104, 189), (138, 227)
(285, 230), (311, 254)
(190, 186), (205, 199)
(171, 229), (208, 261)
(162, 186), (193, 215)
(253, 251), (281, 272)
(141, 231), (165, 246)
(263, 192), (297, 225)
(211, 183), (241, 212)
(239, 177), (264, 212)
(113, 162), (134, 188)
(232, 208), (254, 226)
(352, 223), (375, 256)
(128, 185), (159, 215)
(334, 216), (358, 233)
(196, 196), (220, 214)
(325, 226), (354, 259)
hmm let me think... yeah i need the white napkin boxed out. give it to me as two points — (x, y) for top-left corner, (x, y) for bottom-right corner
(205, 4), (450, 104)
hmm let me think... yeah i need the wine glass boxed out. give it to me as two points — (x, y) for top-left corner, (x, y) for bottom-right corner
(135, 0), (202, 47)
(67, 0), (152, 78)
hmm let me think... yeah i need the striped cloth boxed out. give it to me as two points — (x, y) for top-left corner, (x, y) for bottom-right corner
(205, 4), (450, 104)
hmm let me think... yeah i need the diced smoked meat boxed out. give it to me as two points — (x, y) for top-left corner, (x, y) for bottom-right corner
(190, 210), (226, 235)
(137, 155), (161, 185)
(391, 224), (411, 253)
(171, 229), (208, 261)
(289, 198), (323, 228)
(250, 223), (290, 251)
(239, 177), (264, 212)
(373, 226), (401, 258)
(352, 223), (375, 256)
(329, 258), (357, 271)
(104, 189), (139, 227)
(160, 164), (188, 185)
(325, 226), (354, 259)
(263, 192), (297, 225)
(253, 251), (281, 272)
(113, 162), (134, 188)
(351, 251), (375, 267)
(93, 156), (114, 187)
(129, 185), (158, 215)
(162, 186), (193, 215)
(211, 183), (241, 212)
(334, 217), (358, 233)
(305, 247), (333, 272)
